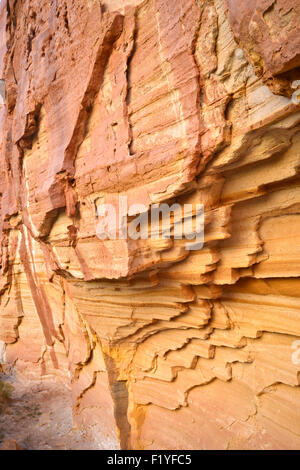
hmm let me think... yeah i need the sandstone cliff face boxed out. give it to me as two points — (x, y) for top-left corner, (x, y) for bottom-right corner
(0, 0), (300, 450)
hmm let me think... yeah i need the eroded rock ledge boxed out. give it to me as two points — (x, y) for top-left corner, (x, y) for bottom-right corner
(0, 0), (300, 449)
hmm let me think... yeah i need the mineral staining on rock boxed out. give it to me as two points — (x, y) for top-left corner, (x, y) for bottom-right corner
(0, 0), (300, 450)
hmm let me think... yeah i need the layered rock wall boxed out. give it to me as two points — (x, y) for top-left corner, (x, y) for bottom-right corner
(0, 0), (300, 449)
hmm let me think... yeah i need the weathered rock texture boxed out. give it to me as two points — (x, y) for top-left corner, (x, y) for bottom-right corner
(0, 0), (300, 450)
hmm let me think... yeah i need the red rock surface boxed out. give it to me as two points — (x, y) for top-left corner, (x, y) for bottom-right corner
(226, 0), (300, 94)
(0, 0), (300, 449)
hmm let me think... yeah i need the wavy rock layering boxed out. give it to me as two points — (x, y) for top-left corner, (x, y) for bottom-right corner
(0, 0), (300, 449)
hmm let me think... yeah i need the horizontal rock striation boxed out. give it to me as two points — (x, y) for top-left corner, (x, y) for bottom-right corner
(0, 0), (300, 449)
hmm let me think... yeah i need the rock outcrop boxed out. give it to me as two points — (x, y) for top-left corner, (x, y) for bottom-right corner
(0, 0), (300, 449)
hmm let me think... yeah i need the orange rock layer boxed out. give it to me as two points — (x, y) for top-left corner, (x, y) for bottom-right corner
(0, 0), (300, 450)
